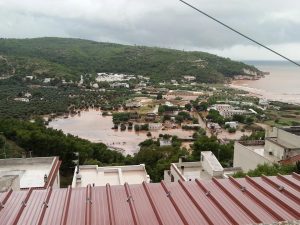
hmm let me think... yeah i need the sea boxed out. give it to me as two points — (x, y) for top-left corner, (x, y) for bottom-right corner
(230, 61), (300, 105)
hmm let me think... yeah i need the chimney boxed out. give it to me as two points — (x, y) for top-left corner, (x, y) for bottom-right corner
(181, 165), (185, 173)
(179, 157), (182, 164)
(44, 174), (48, 184)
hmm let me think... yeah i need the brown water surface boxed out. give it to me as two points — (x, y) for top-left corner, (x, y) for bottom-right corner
(48, 110), (194, 155)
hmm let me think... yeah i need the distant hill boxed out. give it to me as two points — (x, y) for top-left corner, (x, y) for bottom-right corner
(0, 37), (260, 83)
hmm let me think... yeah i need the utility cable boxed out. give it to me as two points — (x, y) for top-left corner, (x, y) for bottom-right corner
(179, 0), (300, 67)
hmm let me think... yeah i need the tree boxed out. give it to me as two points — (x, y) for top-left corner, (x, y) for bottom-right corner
(184, 103), (192, 112)
(233, 163), (297, 178)
(0, 135), (5, 149)
(156, 93), (163, 100)
(206, 109), (224, 124)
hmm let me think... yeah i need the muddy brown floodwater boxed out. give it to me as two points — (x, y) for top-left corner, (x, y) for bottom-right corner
(48, 109), (194, 155)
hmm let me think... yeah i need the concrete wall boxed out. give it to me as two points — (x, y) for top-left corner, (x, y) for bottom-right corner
(0, 175), (20, 192)
(278, 129), (300, 147)
(201, 154), (223, 177)
(264, 140), (285, 160)
(233, 142), (272, 172)
(170, 163), (186, 182)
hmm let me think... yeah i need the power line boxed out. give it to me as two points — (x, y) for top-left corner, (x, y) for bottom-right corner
(179, 0), (300, 67)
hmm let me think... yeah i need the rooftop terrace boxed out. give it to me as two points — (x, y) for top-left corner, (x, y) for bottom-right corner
(0, 157), (60, 190)
(72, 164), (150, 187)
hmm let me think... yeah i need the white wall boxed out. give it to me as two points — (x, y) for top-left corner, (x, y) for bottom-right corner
(264, 140), (285, 160)
(233, 142), (272, 172)
(278, 129), (300, 147)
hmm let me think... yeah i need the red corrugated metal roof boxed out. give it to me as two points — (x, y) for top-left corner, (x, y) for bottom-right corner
(279, 154), (300, 165)
(0, 173), (299, 225)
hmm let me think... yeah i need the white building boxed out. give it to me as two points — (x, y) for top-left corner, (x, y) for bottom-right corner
(183, 76), (196, 81)
(148, 123), (162, 130)
(0, 157), (61, 192)
(110, 82), (129, 88)
(25, 76), (34, 80)
(225, 121), (238, 129)
(159, 138), (172, 146)
(164, 151), (240, 182)
(14, 98), (29, 102)
(259, 98), (269, 106)
(43, 78), (51, 83)
(220, 109), (248, 118)
(24, 92), (32, 98)
(209, 104), (248, 118)
(72, 164), (150, 188)
(234, 126), (300, 172)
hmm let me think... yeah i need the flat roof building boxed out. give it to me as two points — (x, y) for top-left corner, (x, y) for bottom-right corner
(0, 157), (61, 192)
(234, 126), (300, 172)
(164, 151), (240, 182)
(72, 164), (150, 188)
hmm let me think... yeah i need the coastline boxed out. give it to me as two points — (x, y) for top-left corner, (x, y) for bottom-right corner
(228, 79), (300, 106)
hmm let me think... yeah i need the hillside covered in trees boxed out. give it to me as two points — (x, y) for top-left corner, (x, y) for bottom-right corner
(0, 37), (260, 83)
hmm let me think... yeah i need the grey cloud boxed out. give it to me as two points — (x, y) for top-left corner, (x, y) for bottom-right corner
(0, 0), (299, 59)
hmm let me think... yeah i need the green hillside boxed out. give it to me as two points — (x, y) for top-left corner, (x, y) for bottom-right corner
(0, 37), (260, 83)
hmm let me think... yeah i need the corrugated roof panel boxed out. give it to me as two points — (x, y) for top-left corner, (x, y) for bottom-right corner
(273, 174), (300, 192)
(0, 191), (26, 225)
(257, 176), (300, 207)
(178, 180), (232, 225)
(214, 178), (277, 224)
(163, 181), (210, 225)
(111, 184), (135, 225)
(146, 183), (185, 225)
(41, 188), (67, 225)
(0, 175), (299, 225)
(17, 189), (47, 225)
(200, 180), (255, 225)
(66, 187), (86, 225)
(236, 178), (297, 221)
(91, 186), (110, 225)
(128, 184), (160, 225)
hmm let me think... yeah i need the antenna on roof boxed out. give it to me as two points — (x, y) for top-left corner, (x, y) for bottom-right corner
(179, 0), (300, 67)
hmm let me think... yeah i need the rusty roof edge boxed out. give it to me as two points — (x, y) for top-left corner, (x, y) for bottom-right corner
(160, 180), (189, 225)
(228, 176), (284, 221)
(142, 182), (163, 225)
(11, 188), (33, 225)
(261, 175), (300, 204)
(45, 158), (61, 189)
(124, 182), (140, 225)
(292, 172), (300, 181)
(171, 164), (187, 181)
(195, 179), (240, 225)
(37, 187), (53, 225)
(0, 188), (13, 210)
(277, 174), (300, 190)
(60, 185), (72, 225)
(178, 180), (214, 225)
(245, 176), (300, 219)
(106, 184), (116, 225)
(212, 178), (262, 224)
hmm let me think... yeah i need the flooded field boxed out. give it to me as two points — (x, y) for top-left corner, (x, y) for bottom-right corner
(48, 109), (194, 155)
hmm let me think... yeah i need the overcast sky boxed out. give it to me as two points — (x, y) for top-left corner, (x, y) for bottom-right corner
(0, 0), (299, 60)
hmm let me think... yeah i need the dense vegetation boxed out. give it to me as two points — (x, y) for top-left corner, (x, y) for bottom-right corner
(192, 135), (234, 167)
(233, 163), (299, 178)
(0, 37), (260, 83)
(0, 77), (133, 118)
(132, 138), (187, 182)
